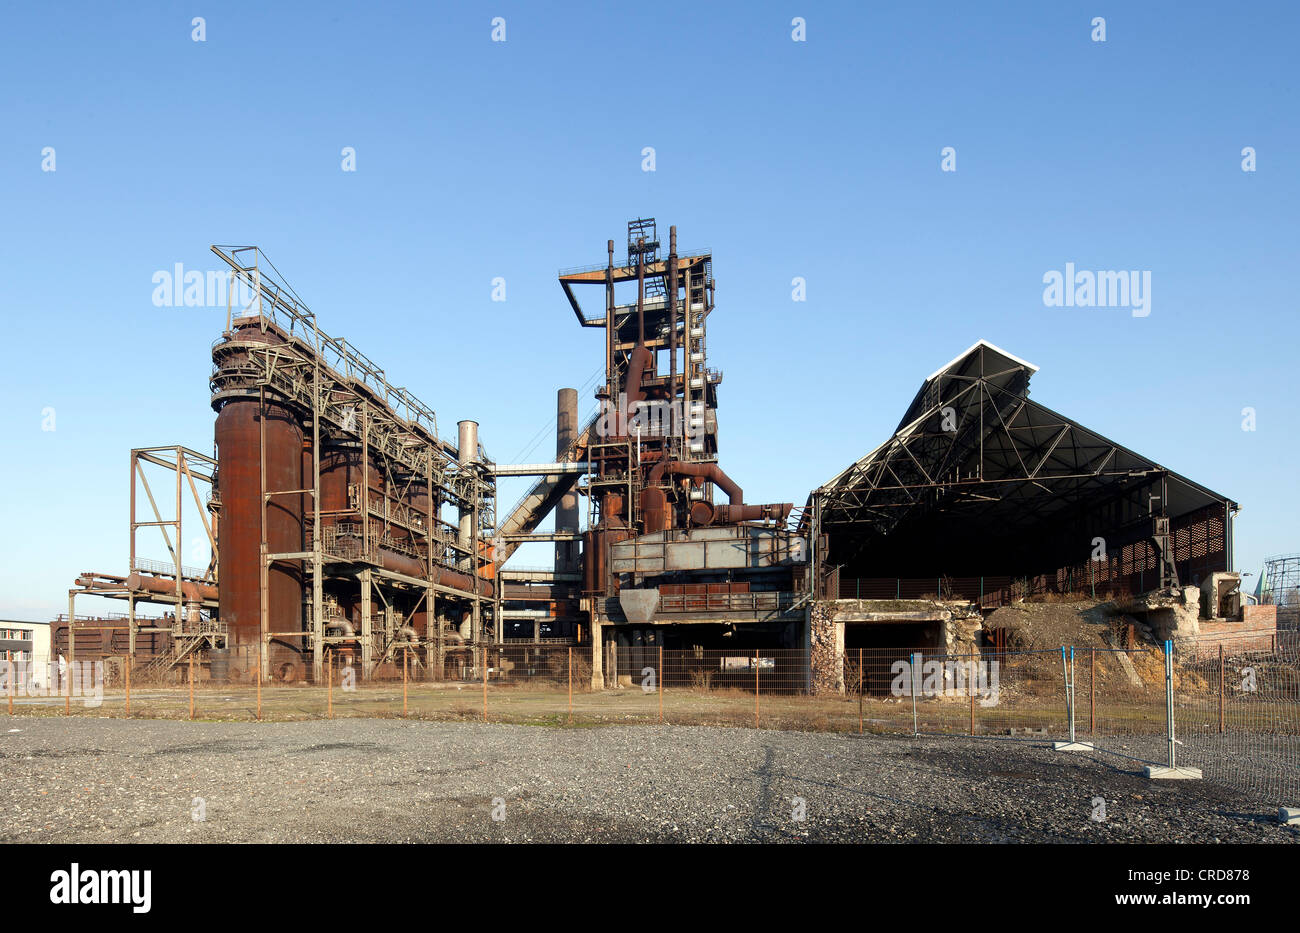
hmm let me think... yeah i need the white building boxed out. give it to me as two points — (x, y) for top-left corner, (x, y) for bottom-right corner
(0, 620), (52, 666)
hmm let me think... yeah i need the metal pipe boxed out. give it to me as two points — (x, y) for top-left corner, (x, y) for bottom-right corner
(636, 236), (646, 345)
(124, 573), (218, 603)
(648, 460), (743, 504)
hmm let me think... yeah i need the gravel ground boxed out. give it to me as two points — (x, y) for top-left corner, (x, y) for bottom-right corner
(1, 716), (1295, 843)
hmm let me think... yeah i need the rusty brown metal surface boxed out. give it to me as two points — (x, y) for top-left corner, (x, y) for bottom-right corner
(214, 394), (303, 652)
(122, 572), (218, 603)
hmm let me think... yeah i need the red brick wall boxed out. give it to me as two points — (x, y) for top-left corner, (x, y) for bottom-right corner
(1192, 607), (1276, 658)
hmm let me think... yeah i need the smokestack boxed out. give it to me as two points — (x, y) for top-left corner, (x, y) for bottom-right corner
(456, 420), (478, 571)
(555, 388), (579, 573)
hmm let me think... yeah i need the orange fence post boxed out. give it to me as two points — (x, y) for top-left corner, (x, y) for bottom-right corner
(189, 655), (195, 720)
(567, 646), (573, 724)
(754, 650), (760, 729)
(125, 662), (131, 718)
(1218, 643), (1225, 733)
(658, 645), (664, 723)
(858, 648), (863, 734)
(64, 659), (70, 716)
(255, 661), (262, 721)
(481, 645), (488, 722)
(328, 653), (334, 719)
(403, 652), (409, 718)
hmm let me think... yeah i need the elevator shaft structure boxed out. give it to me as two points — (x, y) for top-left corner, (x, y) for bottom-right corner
(209, 245), (497, 683)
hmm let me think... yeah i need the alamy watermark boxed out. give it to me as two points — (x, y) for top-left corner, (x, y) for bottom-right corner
(1, 659), (105, 707)
(890, 655), (1000, 707)
(1043, 263), (1151, 318)
(594, 393), (707, 452)
(152, 263), (261, 310)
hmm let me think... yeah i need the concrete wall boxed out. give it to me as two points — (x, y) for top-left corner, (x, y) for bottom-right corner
(810, 599), (984, 695)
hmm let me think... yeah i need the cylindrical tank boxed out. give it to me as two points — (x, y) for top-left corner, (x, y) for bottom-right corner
(457, 420), (479, 464)
(215, 397), (304, 656)
(212, 321), (306, 674)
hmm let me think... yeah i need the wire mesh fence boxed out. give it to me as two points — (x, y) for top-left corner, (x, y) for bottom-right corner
(1171, 633), (1300, 806)
(4, 638), (1297, 806)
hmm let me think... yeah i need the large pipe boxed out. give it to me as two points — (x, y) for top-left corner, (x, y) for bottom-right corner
(555, 388), (579, 573)
(642, 461), (791, 533)
(377, 548), (494, 599)
(622, 344), (652, 432)
(124, 572), (218, 603)
(648, 460), (743, 504)
(712, 503), (794, 524)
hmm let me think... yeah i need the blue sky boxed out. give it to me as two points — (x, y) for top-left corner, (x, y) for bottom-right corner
(1, 1), (1296, 620)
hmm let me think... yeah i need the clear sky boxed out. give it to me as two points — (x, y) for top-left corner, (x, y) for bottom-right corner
(1, 1), (1296, 620)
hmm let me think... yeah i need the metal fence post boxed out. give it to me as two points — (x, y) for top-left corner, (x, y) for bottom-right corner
(256, 661), (262, 720)
(328, 653), (334, 719)
(1069, 647), (1076, 743)
(858, 647), (863, 734)
(1054, 646), (1093, 752)
(403, 652), (408, 718)
(125, 661), (131, 719)
(969, 652), (976, 735)
(1089, 648), (1095, 734)
(658, 645), (664, 723)
(911, 651), (920, 736)
(754, 649), (759, 729)
(1165, 640), (1175, 768)
(568, 646), (573, 724)
(189, 654), (195, 720)
(1218, 643), (1225, 733)
(1059, 647), (1070, 740)
(481, 645), (487, 722)
(1142, 639), (1200, 778)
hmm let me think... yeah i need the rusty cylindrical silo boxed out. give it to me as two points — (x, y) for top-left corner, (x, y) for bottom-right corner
(212, 321), (305, 679)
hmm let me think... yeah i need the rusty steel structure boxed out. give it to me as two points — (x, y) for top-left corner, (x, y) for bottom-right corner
(809, 341), (1237, 600)
(483, 219), (810, 686)
(68, 446), (222, 678)
(57, 221), (1243, 697)
(205, 246), (497, 684)
(69, 250), (499, 685)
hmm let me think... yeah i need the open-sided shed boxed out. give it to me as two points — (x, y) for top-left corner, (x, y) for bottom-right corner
(812, 341), (1236, 603)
